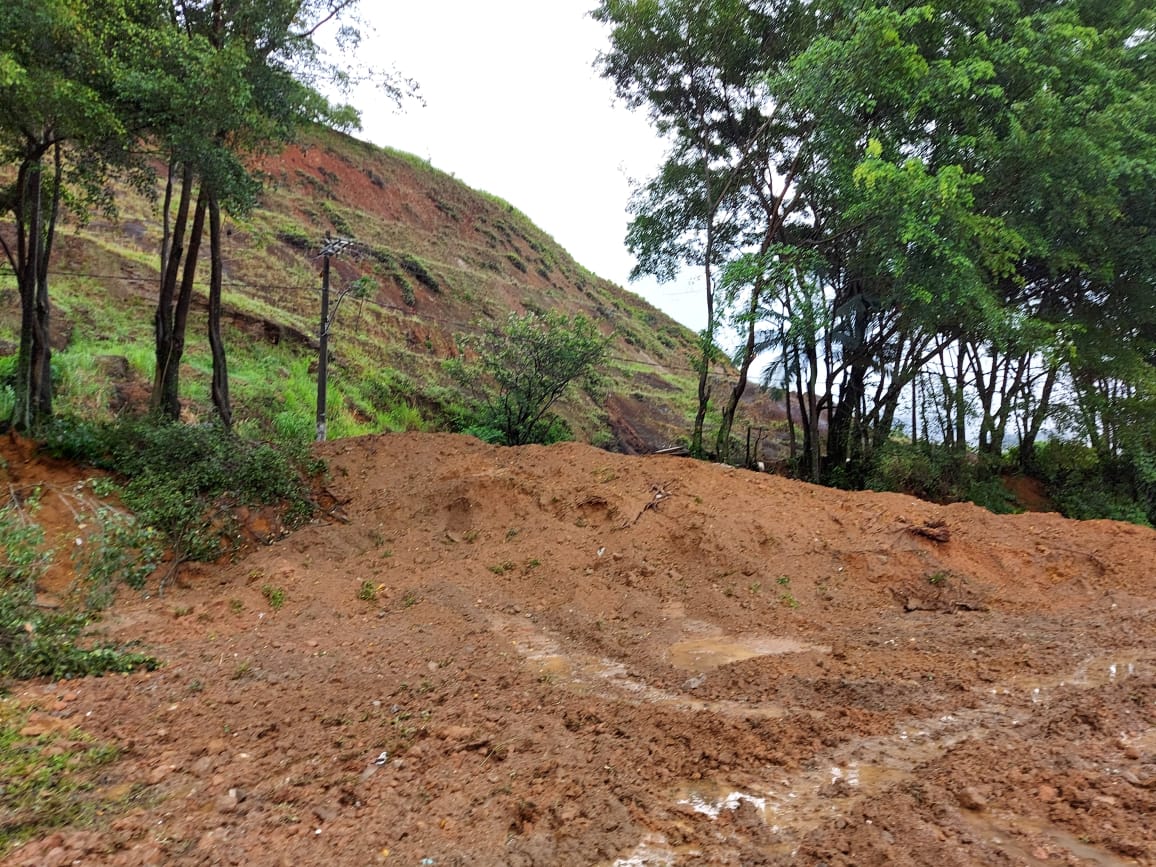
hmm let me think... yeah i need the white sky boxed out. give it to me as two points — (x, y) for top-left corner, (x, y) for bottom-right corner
(338, 0), (707, 332)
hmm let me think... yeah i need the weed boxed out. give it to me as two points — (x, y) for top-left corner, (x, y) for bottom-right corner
(776, 575), (800, 609)
(0, 700), (128, 856)
(262, 584), (286, 611)
(488, 561), (516, 575)
(748, 581), (762, 595)
(1, 497), (159, 681)
(172, 605), (193, 618)
(401, 590), (420, 608)
(232, 660), (253, 680)
(41, 418), (315, 572)
(927, 571), (949, 586)
(229, 598), (245, 614)
(358, 580), (377, 602)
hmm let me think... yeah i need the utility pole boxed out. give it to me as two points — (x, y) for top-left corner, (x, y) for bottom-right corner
(315, 235), (356, 442)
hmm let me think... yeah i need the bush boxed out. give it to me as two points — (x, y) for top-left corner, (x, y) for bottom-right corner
(865, 441), (977, 503)
(41, 417), (315, 562)
(1028, 440), (1152, 525)
(449, 312), (609, 446)
(0, 499), (158, 681)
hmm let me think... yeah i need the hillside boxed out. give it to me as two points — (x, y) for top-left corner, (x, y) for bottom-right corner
(3, 431), (1154, 865)
(2, 126), (770, 453)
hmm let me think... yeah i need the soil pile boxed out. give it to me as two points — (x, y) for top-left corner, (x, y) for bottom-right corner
(5, 432), (1155, 866)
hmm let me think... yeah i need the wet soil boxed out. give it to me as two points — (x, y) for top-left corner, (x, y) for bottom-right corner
(4, 432), (1155, 866)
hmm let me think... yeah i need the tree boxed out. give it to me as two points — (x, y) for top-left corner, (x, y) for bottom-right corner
(0, 0), (142, 430)
(451, 312), (611, 446)
(136, 0), (411, 426)
(595, 0), (792, 456)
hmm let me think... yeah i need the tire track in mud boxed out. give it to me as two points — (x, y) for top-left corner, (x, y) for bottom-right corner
(479, 595), (1151, 867)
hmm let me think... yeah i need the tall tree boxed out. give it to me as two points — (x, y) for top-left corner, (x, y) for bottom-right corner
(595, 0), (793, 456)
(139, 0), (401, 425)
(0, 0), (138, 430)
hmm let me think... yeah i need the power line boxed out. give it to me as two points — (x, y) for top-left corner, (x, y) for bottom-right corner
(26, 268), (709, 375)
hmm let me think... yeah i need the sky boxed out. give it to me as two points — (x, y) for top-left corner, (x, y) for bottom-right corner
(336, 0), (708, 332)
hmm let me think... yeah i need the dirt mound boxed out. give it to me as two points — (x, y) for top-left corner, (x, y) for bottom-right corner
(5, 433), (1155, 866)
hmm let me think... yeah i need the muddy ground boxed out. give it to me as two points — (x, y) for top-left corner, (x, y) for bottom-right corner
(4, 432), (1155, 866)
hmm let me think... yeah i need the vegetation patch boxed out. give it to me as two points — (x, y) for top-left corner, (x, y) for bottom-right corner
(0, 699), (133, 856)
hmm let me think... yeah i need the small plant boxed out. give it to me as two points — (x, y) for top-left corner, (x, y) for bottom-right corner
(776, 575), (800, 609)
(262, 584), (286, 611)
(229, 598), (245, 614)
(401, 590), (420, 608)
(357, 580), (377, 602)
(749, 581), (762, 595)
(927, 571), (949, 586)
(488, 561), (516, 575)
(232, 660), (253, 680)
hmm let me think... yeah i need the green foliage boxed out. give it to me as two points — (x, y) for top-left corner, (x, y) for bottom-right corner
(400, 254), (439, 292)
(0, 499), (159, 681)
(40, 417), (314, 562)
(70, 502), (164, 609)
(261, 584), (285, 611)
(1028, 440), (1153, 526)
(450, 312), (610, 446)
(865, 441), (981, 505)
(0, 699), (128, 855)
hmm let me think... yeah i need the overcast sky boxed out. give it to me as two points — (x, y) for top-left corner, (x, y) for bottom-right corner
(338, 0), (707, 331)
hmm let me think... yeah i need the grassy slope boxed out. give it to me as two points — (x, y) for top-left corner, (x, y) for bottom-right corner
(1, 125), (727, 450)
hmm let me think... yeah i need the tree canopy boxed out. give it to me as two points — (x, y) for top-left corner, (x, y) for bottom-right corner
(598, 0), (1156, 515)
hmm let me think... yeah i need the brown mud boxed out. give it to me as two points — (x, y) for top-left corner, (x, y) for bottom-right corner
(4, 432), (1154, 866)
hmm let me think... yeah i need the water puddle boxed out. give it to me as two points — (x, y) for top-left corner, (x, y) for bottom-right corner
(956, 807), (1138, 867)
(669, 636), (826, 672)
(1000, 653), (1151, 702)
(609, 832), (694, 866)
(491, 613), (819, 719)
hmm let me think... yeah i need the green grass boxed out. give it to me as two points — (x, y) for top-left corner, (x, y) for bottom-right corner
(0, 699), (137, 857)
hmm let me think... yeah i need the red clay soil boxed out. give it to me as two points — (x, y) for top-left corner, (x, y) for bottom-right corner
(3, 432), (1155, 866)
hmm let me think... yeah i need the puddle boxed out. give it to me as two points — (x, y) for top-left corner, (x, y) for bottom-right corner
(608, 832), (691, 866)
(956, 807), (1138, 867)
(491, 613), (821, 719)
(669, 636), (827, 672)
(1001, 654), (1151, 701)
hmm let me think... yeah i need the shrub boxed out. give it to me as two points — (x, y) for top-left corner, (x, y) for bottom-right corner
(0, 499), (158, 681)
(41, 417), (315, 563)
(449, 312), (609, 446)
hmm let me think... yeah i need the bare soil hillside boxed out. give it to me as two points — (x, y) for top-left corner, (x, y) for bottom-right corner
(4, 433), (1155, 866)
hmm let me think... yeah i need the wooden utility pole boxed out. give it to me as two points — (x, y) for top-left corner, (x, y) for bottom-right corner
(315, 235), (355, 442)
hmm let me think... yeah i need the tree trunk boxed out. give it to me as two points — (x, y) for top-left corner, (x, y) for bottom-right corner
(207, 194), (231, 428)
(154, 163), (195, 418)
(12, 142), (59, 431)
(691, 223), (715, 458)
(155, 182), (207, 420)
